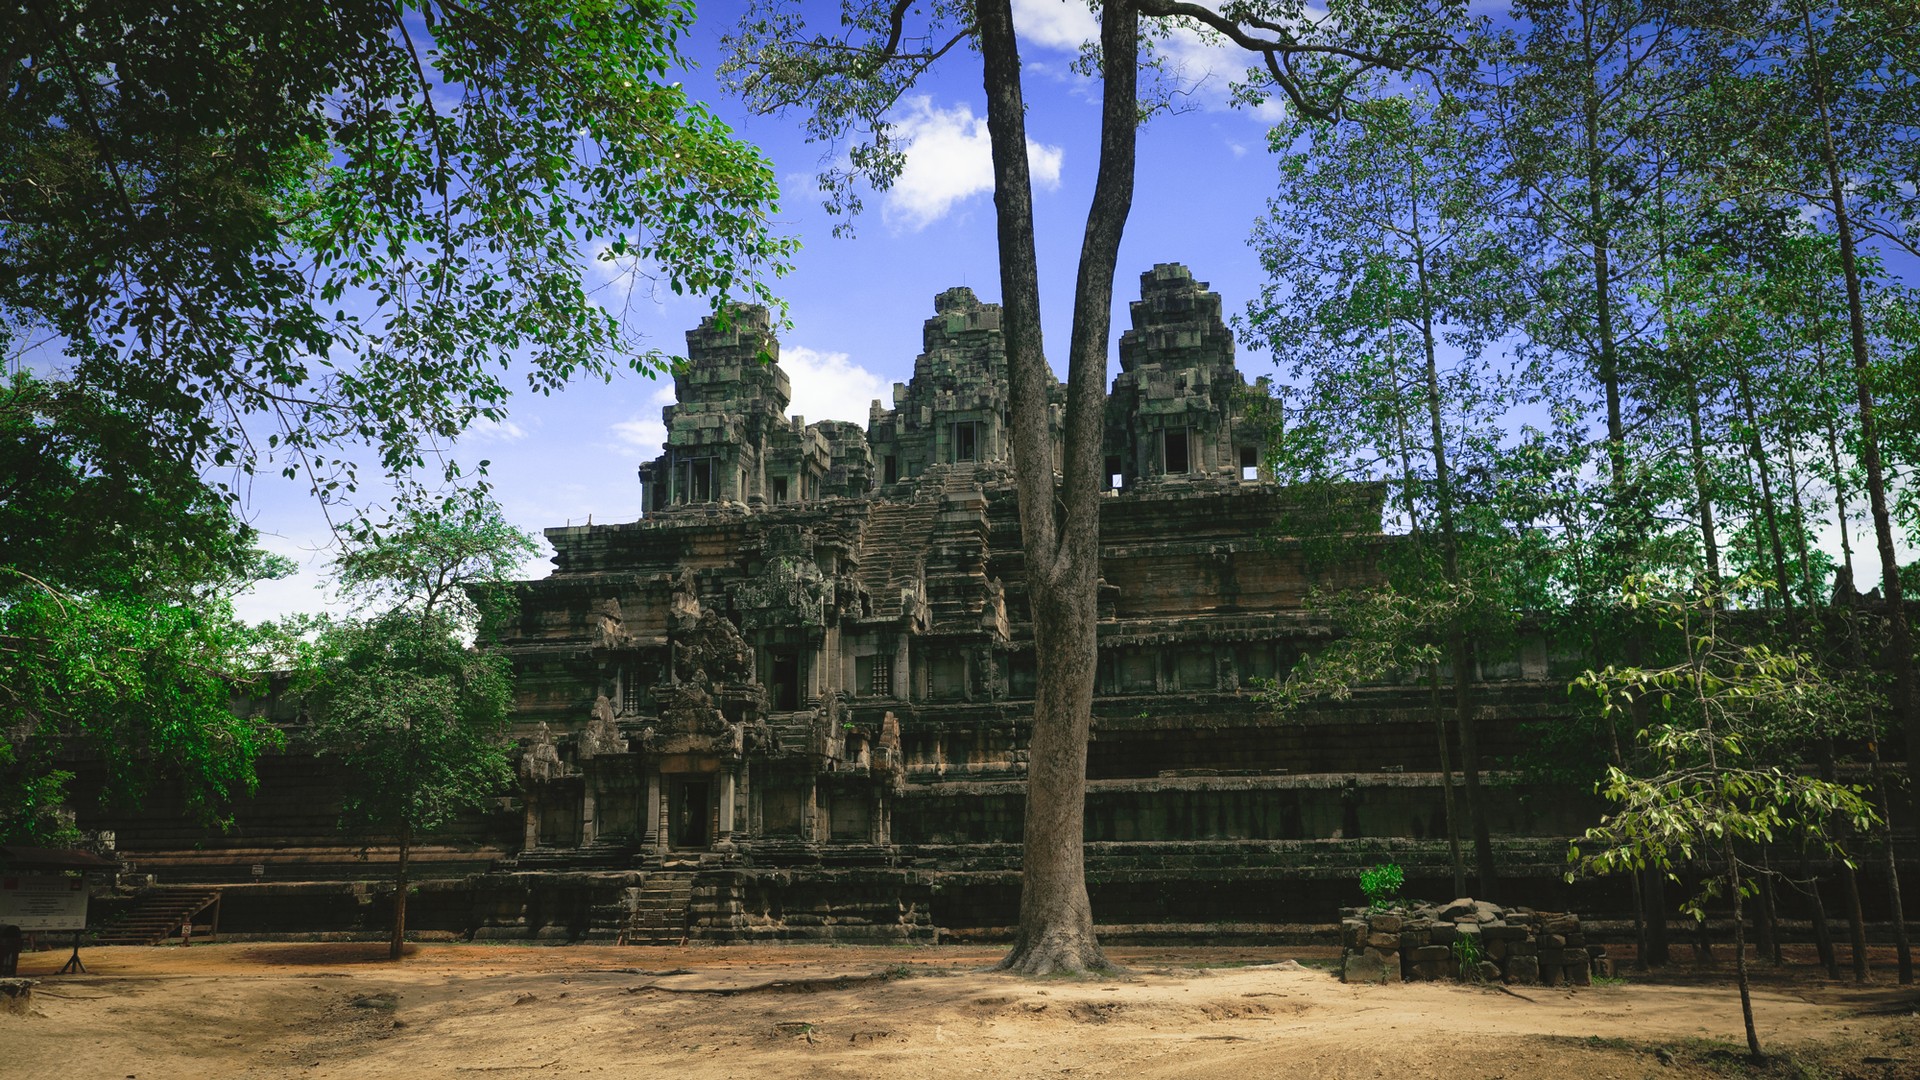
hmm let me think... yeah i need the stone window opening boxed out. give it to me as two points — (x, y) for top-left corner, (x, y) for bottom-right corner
(1105, 455), (1123, 491)
(770, 649), (803, 711)
(952, 421), (980, 463)
(771, 476), (789, 503)
(858, 654), (894, 697)
(883, 454), (898, 485)
(674, 456), (716, 503)
(617, 665), (642, 715)
(1240, 445), (1259, 481)
(1163, 428), (1191, 474)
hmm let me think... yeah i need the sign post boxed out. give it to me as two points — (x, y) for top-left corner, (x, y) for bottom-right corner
(0, 875), (89, 974)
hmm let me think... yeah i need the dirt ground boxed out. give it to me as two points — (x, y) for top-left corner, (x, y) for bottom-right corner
(8, 943), (1919, 1080)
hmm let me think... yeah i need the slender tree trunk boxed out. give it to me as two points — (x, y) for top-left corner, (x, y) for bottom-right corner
(1429, 663), (1466, 897)
(1731, 852), (1763, 1059)
(391, 822), (411, 962)
(1867, 739), (1914, 983)
(1756, 858), (1782, 966)
(1734, 364), (1794, 618)
(1819, 743), (1872, 982)
(1802, 5), (1919, 793)
(1803, 839), (1840, 978)
(1414, 236), (1494, 897)
(1685, 376), (1722, 587)
(1581, 26), (1668, 959)
(981, 0), (1134, 975)
(1814, 342), (1856, 587)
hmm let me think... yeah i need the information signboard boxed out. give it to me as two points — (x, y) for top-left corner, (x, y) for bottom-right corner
(0, 875), (89, 931)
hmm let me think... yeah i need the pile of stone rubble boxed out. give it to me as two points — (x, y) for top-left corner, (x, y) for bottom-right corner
(1340, 897), (1611, 986)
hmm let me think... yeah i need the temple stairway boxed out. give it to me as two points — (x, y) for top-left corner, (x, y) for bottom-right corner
(91, 887), (222, 946)
(622, 869), (695, 945)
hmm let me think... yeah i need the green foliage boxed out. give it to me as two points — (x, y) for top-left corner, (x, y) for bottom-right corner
(1360, 862), (1405, 911)
(1451, 932), (1483, 977)
(0, 373), (286, 844)
(298, 609), (515, 837)
(1567, 575), (1880, 919)
(295, 491), (534, 840)
(4, 0), (795, 494)
(720, 0), (1466, 235)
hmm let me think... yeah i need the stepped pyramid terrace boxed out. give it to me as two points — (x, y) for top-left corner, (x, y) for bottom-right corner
(71, 263), (1901, 944)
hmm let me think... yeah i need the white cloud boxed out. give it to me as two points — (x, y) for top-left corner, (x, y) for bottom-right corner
(611, 417), (668, 457)
(884, 96), (1065, 231)
(1013, 0), (1292, 121)
(463, 417), (528, 443)
(779, 346), (889, 425)
(1014, 0), (1098, 51)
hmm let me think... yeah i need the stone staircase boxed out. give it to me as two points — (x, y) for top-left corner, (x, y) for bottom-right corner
(91, 887), (222, 946)
(494, 840), (638, 872)
(622, 869), (695, 945)
(856, 498), (940, 620)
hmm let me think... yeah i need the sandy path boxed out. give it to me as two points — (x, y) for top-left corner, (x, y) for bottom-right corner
(9, 944), (1917, 1079)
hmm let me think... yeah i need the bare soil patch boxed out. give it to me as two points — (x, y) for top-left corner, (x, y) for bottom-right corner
(9, 944), (1917, 1079)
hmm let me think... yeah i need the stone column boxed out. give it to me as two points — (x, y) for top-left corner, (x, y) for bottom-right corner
(523, 795), (540, 850)
(580, 770), (598, 847)
(718, 768), (737, 840)
(644, 770), (663, 853)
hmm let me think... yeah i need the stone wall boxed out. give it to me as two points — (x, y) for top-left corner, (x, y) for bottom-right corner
(1341, 898), (1609, 986)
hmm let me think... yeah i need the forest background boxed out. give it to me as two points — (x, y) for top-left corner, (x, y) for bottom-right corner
(3, 0), (1918, 998)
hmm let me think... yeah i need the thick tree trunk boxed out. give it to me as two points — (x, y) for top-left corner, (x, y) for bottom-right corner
(390, 822), (411, 961)
(980, 0), (1135, 976)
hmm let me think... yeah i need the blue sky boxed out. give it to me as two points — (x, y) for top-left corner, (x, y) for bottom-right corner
(234, 0), (1296, 621)
(228, 0), (1914, 621)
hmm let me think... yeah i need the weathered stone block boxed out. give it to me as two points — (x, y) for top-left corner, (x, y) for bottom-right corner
(1540, 962), (1562, 987)
(1343, 949), (1389, 984)
(1411, 960), (1448, 981)
(1480, 925), (1528, 942)
(1429, 923), (1458, 946)
(1414, 945), (1452, 962)
(1505, 956), (1539, 984)
(1399, 929), (1430, 950)
(1538, 948), (1565, 968)
(1538, 933), (1566, 949)
(1368, 914), (1403, 934)
(1368, 947), (1403, 982)
(1564, 962), (1591, 987)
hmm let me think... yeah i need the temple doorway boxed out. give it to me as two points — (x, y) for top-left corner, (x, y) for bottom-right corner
(669, 779), (712, 849)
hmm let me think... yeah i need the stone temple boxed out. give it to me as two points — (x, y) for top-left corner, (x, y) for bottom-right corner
(85, 265), (1613, 943)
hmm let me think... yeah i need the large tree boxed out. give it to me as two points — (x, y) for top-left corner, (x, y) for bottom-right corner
(3, 0), (795, 495)
(724, 0), (1458, 974)
(1246, 81), (1523, 897)
(3, 1), (792, 842)
(0, 372), (285, 844)
(297, 488), (536, 961)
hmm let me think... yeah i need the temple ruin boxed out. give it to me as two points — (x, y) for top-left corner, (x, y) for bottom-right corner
(82, 265), (1635, 942)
